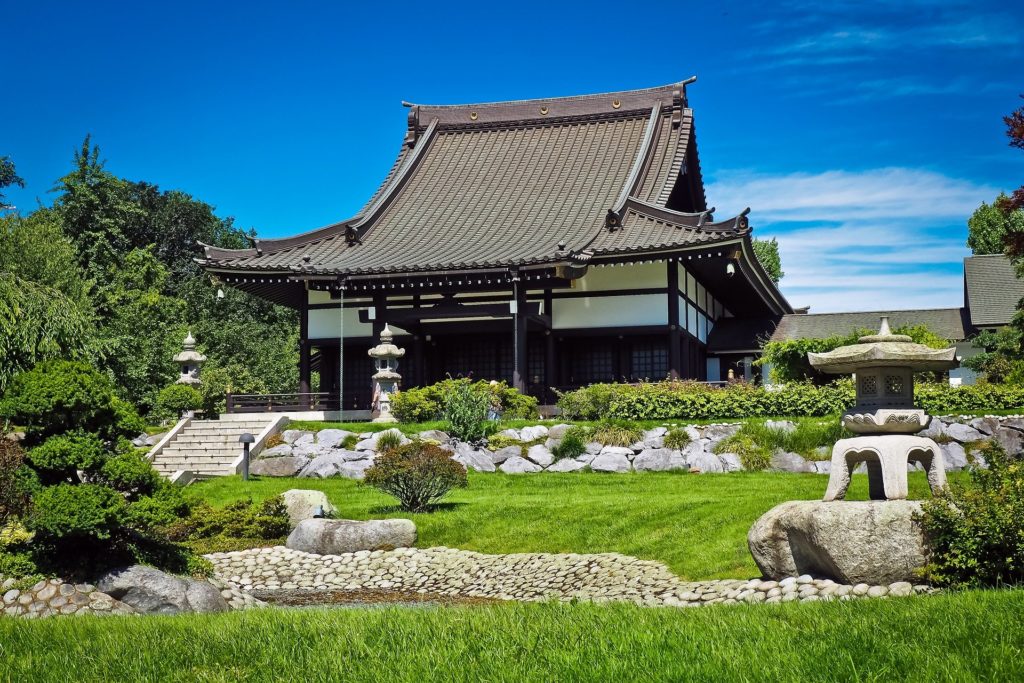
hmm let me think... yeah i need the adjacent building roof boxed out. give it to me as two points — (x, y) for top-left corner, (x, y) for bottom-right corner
(199, 81), (764, 280)
(769, 308), (970, 343)
(964, 254), (1024, 328)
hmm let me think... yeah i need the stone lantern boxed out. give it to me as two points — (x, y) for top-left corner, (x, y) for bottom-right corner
(367, 324), (405, 423)
(808, 317), (958, 501)
(172, 331), (206, 386)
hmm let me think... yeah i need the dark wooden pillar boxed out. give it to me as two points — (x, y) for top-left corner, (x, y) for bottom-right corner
(512, 279), (528, 393)
(371, 293), (387, 339)
(667, 260), (681, 379)
(298, 291), (311, 407)
(543, 290), (555, 403)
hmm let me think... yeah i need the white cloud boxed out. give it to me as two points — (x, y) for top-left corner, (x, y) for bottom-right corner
(706, 168), (997, 313)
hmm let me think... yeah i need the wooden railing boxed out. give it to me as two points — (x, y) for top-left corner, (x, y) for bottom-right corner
(225, 392), (338, 413)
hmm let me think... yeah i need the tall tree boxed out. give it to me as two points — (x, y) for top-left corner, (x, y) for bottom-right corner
(0, 156), (25, 210)
(752, 237), (784, 283)
(967, 194), (1024, 255)
(1002, 95), (1024, 212)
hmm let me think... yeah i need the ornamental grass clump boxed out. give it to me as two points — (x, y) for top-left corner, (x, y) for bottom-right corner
(375, 429), (403, 453)
(918, 442), (1024, 588)
(363, 441), (468, 512)
(663, 427), (691, 450)
(592, 421), (644, 448)
(552, 426), (589, 461)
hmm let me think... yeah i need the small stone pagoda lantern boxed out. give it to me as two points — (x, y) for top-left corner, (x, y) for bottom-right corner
(367, 324), (405, 423)
(808, 317), (957, 501)
(172, 331), (206, 386)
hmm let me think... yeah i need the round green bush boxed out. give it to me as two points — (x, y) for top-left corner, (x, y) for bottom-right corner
(26, 432), (106, 477)
(99, 451), (162, 497)
(27, 483), (127, 542)
(364, 441), (468, 512)
(156, 384), (203, 419)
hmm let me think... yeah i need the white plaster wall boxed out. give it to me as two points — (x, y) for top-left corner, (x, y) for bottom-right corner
(309, 308), (371, 339)
(553, 261), (667, 293)
(950, 340), (982, 386)
(552, 293), (667, 329)
(308, 291), (370, 305)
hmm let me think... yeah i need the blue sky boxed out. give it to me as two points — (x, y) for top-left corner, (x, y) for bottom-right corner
(2, 0), (1022, 312)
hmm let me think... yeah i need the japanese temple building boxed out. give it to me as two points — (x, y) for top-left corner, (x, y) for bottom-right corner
(199, 80), (792, 410)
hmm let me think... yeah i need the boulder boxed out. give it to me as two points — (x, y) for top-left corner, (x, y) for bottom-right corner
(633, 448), (686, 472)
(519, 425), (549, 441)
(417, 429), (450, 443)
(282, 430), (314, 446)
(644, 427), (668, 439)
(941, 442), (968, 471)
(770, 450), (814, 473)
(812, 461), (831, 475)
(337, 459), (375, 480)
(687, 451), (725, 473)
(684, 425), (702, 441)
(718, 453), (744, 472)
(499, 455), (543, 474)
(453, 446), (496, 472)
(765, 420), (796, 434)
(493, 428), (521, 440)
(918, 417), (944, 439)
(590, 452), (631, 473)
(944, 422), (985, 443)
(526, 444), (554, 467)
(599, 446), (634, 459)
(354, 438), (377, 451)
(748, 500), (927, 584)
(251, 455), (310, 477)
(489, 445), (520, 464)
(292, 444), (336, 458)
(543, 437), (562, 451)
(969, 417), (999, 436)
(286, 518), (416, 554)
(259, 443), (294, 458)
(547, 424), (573, 439)
(585, 441), (603, 455)
(316, 429), (355, 448)
(992, 427), (1024, 456)
(96, 565), (228, 615)
(547, 457), (587, 472)
(1001, 418), (1024, 433)
(702, 423), (741, 444)
(281, 489), (337, 527)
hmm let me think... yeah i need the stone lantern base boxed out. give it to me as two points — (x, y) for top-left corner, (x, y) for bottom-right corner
(823, 435), (947, 502)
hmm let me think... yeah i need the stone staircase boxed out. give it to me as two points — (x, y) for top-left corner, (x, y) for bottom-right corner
(149, 416), (284, 479)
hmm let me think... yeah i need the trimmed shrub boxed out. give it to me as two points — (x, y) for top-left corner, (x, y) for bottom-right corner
(919, 443), (1024, 587)
(364, 441), (468, 512)
(27, 483), (127, 543)
(552, 426), (589, 461)
(98, 450), (163, 496)
(0, 360), (141, 445)
(167, 497), (290, 548)
(25, 432), (106, 480)
(156, 384), (203, 419)
(663, 428), (691, 450)
(556, 380), (1024, 422)
(393, 378), (539, 423)
(443, 380), (489, 443)
(1, 440), (33, 528)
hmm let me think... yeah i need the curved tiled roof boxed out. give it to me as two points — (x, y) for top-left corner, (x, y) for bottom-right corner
(200, 80), (757, 279)
(964, 254), (1024, 327)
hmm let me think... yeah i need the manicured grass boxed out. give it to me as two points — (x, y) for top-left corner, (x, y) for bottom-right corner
(1, 591), (1021, 682)
(191, 471), (944, 580)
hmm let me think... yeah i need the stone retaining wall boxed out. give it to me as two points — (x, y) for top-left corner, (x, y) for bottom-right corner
(251, 414), (1023, 479)
(205, 546), (935, 608)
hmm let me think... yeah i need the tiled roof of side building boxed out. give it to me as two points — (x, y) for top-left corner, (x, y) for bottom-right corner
(198, 80), (750, 277)
(964, 254), (1024, 327)
(769, 308), (970, 343)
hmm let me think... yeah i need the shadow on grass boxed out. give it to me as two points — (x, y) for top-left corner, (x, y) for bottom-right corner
(369, 502), (467, 515)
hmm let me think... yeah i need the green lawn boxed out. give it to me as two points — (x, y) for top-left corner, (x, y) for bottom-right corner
(192, 471), (943, 580)
(1, 591), (1021, 682)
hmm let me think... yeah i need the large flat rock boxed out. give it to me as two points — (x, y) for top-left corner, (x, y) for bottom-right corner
(286, 518), (417, 554)
(748, 500), (927, 584)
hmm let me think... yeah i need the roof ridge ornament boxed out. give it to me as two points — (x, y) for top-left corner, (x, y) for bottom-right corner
(605, 209), (621, 231)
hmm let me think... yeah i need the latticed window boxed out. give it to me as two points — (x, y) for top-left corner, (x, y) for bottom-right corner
(571, 344), (615, 384)
(885, 375), (904, 396)
(860, 375), (877, 395)
(630, 342), (668, 381)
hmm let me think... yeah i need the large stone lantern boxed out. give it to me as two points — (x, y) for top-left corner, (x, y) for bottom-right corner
(172, 331), (206, 386)
(809, 317), (957, 501)
(367, 324), (405, 423)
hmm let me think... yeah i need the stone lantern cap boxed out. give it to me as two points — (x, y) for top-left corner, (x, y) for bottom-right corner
(172, 331), (207, 363)
(808, 317), (956, 375)
(367, 324), (406, 361)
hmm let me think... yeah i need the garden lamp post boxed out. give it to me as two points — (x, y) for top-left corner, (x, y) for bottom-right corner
(239, 432), (255, 481)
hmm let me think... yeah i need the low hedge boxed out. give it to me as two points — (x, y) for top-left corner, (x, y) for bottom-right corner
(392, 378), (538, 423)
(556, 380), (1024, 421)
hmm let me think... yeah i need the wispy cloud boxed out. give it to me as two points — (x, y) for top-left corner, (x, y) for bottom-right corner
(707, 167), (998, 312)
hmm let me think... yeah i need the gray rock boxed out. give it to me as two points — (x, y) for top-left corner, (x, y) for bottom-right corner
(765, 420), (796, 433)
(992, 427), (1023, 456)
(282, 430), (314, 446)
(292, 443), (336, 458)
(770, 450), (814, 473)
(812, 460), (832, 475)
(599, 446), (634, 458)
(316, 429), (355, 448)
(544, 437), (561, 451)
(281, 489), (337, 527)
(489, 446), (520, 465)
(526, 444), (555, 467)
(298, 453), (349, 478)
(493, 429), (521, 440)
(633, 448), (686, 472)
(453, 447), (496, 472)
(259, 444), (294, 457)
(590, 452), (631, 473)
(944, 422), (985, 443)
(96, 566), (228, 615)
(684, 425), (702, 441)
(748, 500), (927, 584)
(417, 429), (450, 442)
(941, 442), (968, 471)
(337, 448), (371, 462)
(519, 425), (549, 441)
(547, 424), (573, 439)
(337, 459), (375, 480)
(687, 451), (725, 473)
(547, 457), (587, 472)
(354, 438), (377, 451)
(702, 423), (741, 444)
(1001, 418), (1024, 433)
(918, 417), (944, 439)
(644, 427), (668, 439)
(585, 442), (603, 455)
(251, 455), (310, 477)
(499, 455), (543, 474)
(575, 452), (597, 465)
(718, 453), (744, 472)
(286, 518), (416, 554)
(969, 418), (999, 436)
